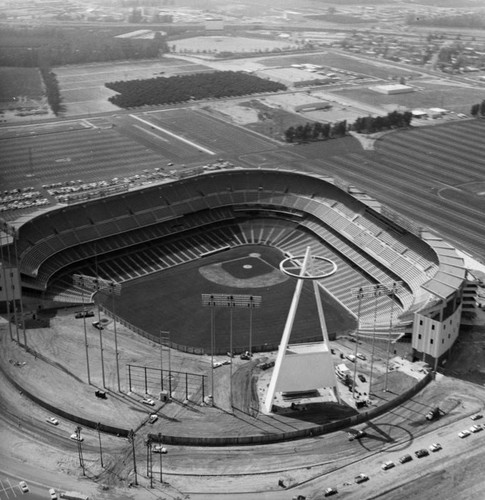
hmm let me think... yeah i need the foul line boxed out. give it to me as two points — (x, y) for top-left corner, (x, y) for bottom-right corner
(130, 114), (215, 155)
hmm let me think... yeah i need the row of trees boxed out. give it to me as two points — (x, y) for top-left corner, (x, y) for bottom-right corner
(39, 66), (63, 116)
(0, 27), (168, 67)
(283, 111), (413, 143)
(106, 71), (287, 108)
(471, 100), (485, 117)
(284, 121), (347, 143)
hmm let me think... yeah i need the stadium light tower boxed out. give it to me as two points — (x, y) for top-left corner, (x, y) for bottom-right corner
(73, 274), (122, 391)
(351, 281), (403, 397)
(202, 293), (262, 408)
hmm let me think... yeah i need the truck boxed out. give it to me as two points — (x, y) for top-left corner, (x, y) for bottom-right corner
(60, 492), (89, 500)
(335, 363), (351, 380)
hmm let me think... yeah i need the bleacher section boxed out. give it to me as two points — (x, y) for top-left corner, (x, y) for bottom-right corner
(13, 169), (441, 330)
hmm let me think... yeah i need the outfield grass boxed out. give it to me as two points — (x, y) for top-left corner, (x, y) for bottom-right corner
(111, 246), (356, 354)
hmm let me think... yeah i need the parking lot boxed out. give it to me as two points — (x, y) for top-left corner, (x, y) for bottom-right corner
(0, 478), (27, 499)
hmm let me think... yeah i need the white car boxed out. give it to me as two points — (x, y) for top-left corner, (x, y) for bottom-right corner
(459, 430), (471, 438)
(470, 424), (483, 433)
(46, 417), (59, 426)
(346, 354), (356, 363)
(152, 445), (167, 454)
(141, 398), (155, 406)
(70, 433), (84, 442)
(19, 481), (29, 493)
(381, 460), (395, 470)
(356, 353), (367, 360)
(471, 414), (483, 421)
(429, 443), (442, 452)
(49, 488), (58, 499)
(148, 414), (158, 424)
(213, 361), (224, 368)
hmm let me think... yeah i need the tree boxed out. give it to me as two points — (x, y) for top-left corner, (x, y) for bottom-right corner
(471, 103), (480, 117)
(284, 127), (296, 142)
(480, 100), (485, 117)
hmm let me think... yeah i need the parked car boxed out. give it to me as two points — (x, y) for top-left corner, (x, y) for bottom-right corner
(19, 481), (29, 493)
(471, 414), (483, 421)
(324, 486), (338, 496)
(348, 429), (367, 441)
(381, 460), (395, 470)
(70, 433), (84, 442)
(355, 473), (369, 484)
(358, 374), (366, 383)
(346, 354), (356, 363)
(415, 449), (429, 458)
(49, 488), (58, 499)
(356, 353), (366, 360)
(399, 454), (413, 464)
(459, 430), (471, 438)
(240, 351), (252, 360)
(149, 414), (158, 424)
(75, 310), (94, 319)
(46, 417), (59, 426)
(429, 443), (442, 452)
(470, 424), (482, 433)
(92, 320), (103, 330)
(152, 445), (167, 454)
(141, 398), (155, 406)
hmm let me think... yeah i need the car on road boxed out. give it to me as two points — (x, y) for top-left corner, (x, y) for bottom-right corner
(49, 488), (58, 499)
(346, 354), (356, 363)
(358, 374), (366, 383)
(356, 353), (367, 360)
(75, 310), (94, 319)
(415, 449), (429, 458)
(148, 414), (158, 424)
(470, 424), (483, 433)
(429, 443), (442, 452)
(70, 433), (84, 442)
(381, 460), (395, 470)
(471, 414), (483, 421)
(355, 473), (369, 484)
(152, 445), (167, 454)
(92, 320), (103, 330)
(46, 416), (59, 425)
(399, 454), (413, 464)
(459, 430), (471, 438)
(324, 486), (338, 496)
(348, 429), (367, 441)
(141, 398), (155, 406)
(19, 481), (29, 493)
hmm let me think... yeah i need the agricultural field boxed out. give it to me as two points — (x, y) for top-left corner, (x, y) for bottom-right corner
(333, 80), (485, 114)
(0, 67), (44, 102)
(0, 67), (52, 120)
(172, 35), (298, 55)
(258, 51), (423, 80)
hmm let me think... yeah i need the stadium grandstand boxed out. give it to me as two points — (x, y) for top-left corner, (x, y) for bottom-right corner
(1, 167), (470, 369)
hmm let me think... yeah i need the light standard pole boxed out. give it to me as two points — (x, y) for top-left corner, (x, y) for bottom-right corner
(350, 286), (365, 398)
(351, 282), (403, 396)
(202, 294), (262, 409)
(128, 429), (138, 486)
(384, 282), (403, 392)
(73, 275), (121, 391)
(75, 426), (85, 476)
(96, 422), (103, 468)
(158, 432), (163, 484)
(73, 275), (91, 385)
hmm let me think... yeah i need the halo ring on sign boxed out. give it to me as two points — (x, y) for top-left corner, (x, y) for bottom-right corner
(279, 255), (338, 280)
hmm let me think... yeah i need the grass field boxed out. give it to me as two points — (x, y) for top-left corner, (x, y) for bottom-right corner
(110, 246), (356, 354)
(0, 67), (44, 103)
(258, 51), (422, 80)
